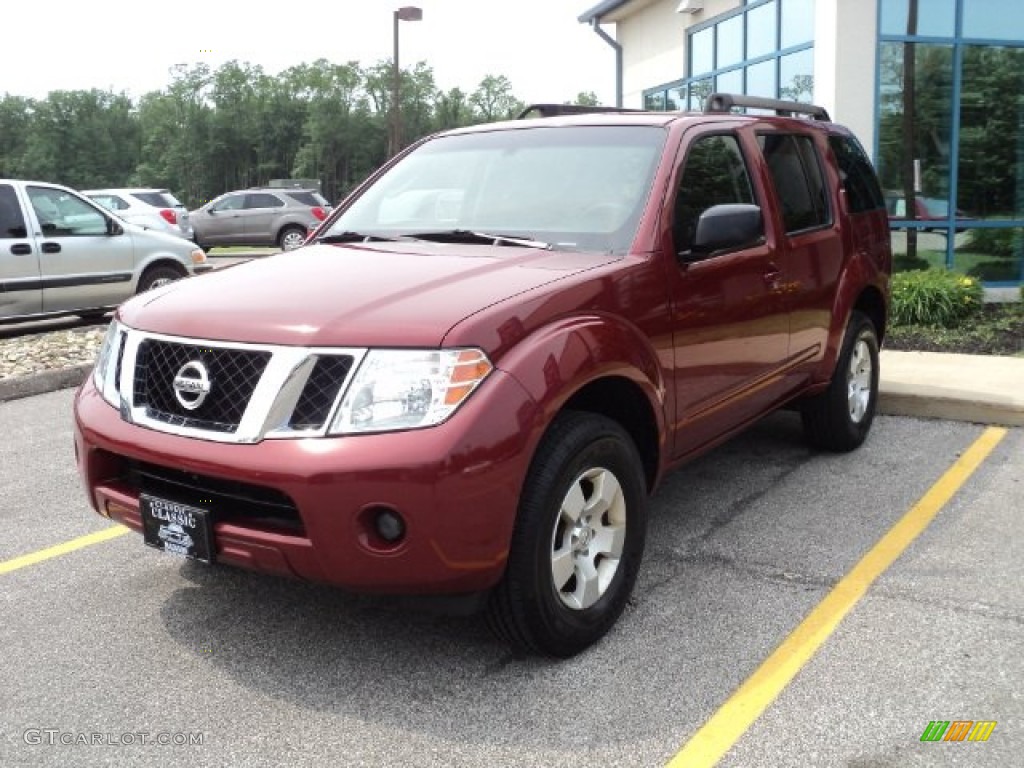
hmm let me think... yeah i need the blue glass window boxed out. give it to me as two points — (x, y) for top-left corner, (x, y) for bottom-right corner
(780, 48), (814, 102)
(747, 2), (778, 59)
(692, 28), (714, 76)
(962, 0), (1024, 41)
(746, 60), (777, 98)
(717, 15), (745, 69)
(780, 0), (815, 48)
(880, 0), (956, 38)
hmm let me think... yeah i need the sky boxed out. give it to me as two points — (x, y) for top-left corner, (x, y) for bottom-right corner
(1, 0), (616, 105)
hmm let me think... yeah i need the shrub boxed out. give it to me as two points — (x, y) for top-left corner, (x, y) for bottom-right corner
(964, 228), (1018, 259)
(891, 270), (984, 328)
(893, 252), (931, 273)
(966, 260), (1021, 282)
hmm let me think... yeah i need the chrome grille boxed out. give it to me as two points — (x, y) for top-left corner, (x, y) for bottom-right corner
(288, 355), (353, 430)
(132, 340), (271, 433)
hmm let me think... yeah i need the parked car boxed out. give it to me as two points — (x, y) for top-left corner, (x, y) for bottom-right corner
(885, 192), (966, 232)
(0, 179), (209, 323)
(74, 94), (891, 657)
(84, 188), (194, 241)
(189, 188), (330, 251)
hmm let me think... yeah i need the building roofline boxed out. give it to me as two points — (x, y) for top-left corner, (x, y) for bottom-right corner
(577, 0), (630, 23)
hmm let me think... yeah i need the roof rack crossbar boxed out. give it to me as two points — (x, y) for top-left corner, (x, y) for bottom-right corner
(517, 103), (646, 119)
(703, 93), (831, 122)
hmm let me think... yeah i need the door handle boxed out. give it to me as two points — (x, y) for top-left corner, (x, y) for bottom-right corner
(41, 242), (61, 253)
(10, 243), (32, 255)
(763, 262), (782, 284)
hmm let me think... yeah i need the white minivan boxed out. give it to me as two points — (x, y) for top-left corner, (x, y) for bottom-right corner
(0, 179), (209, 323)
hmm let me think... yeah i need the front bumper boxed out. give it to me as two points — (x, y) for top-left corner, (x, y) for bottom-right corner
(73, 370), (542, 593)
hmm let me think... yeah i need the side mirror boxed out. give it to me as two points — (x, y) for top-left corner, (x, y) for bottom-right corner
(683, 204), (764, 261)
(106, 217), (123, 236)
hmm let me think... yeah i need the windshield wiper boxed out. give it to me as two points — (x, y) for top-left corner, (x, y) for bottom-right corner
(317, 231), (401, 244)
(406, 229), (553, 249)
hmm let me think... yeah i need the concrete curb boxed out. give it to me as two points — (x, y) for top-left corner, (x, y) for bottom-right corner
(0, 364), (92, 403)
(878, 350), (1024, 428)
(878, 390), (1024, 427)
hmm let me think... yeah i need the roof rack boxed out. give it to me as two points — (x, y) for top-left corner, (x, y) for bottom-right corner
(704, 93), (831, 122)
(517, 103), (646, 119)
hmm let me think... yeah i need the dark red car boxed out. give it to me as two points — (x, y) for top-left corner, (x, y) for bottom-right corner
(74, 94), (891, 657)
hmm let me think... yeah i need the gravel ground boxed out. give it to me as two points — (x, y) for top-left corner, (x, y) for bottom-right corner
(0, 325), (106, 380)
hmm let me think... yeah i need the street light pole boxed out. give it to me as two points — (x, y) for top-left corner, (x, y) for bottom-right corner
(391, 6), (423, 158)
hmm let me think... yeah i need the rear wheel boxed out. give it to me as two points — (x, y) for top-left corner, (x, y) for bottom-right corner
(487, 412), (647, 657)
(137, 264), (184, 294)
(801, 310), (880, 452)
(278, 225), (307, 251)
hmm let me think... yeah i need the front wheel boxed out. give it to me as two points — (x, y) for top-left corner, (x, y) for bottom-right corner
(801, 310), (880, 452)
(137, 264), (184, 294)
(278, 225), (307, 251)
(487, 412), (647, 657)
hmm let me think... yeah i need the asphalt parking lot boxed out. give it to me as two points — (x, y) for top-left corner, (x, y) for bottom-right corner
(1, 389), (1021, 767)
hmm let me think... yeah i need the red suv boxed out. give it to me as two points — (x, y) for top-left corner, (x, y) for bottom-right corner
(74, 94), (891, 657)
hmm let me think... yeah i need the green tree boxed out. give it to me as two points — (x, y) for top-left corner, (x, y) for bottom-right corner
(0, 95), (33, 177)
(434, 87), (473, 131)
(470, 75), (524, 122)
(569, 91), (601, 106)
(19, 89), (139, 188)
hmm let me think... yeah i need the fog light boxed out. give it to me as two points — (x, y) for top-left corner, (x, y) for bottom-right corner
(374, 509), (406, 543)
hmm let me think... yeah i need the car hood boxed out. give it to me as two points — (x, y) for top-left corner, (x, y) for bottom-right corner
(119, 242), (617, 347)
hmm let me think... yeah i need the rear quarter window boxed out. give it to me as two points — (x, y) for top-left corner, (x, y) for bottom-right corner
(284, 191), (328, 207)
(828, 135), (886, 213)
(132, 191), (177, 207)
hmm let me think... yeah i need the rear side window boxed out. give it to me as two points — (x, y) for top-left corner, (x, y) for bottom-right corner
(674, 134), (756, 252)
(245, 193), (285, 209)
(91, 194), (129, 211)
(828, 135), (885, 213)
(758, 134), (830, 233)
(132, 191), (179, 208)
(0, 184), (28, 238)
(285, 191), (328, 207)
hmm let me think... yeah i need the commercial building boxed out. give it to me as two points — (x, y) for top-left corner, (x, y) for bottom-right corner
(580, 0), (1024, 284)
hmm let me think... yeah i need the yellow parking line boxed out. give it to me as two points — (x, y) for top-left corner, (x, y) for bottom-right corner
(667, 426), (1007, 768)
(0, 526), (130, 576)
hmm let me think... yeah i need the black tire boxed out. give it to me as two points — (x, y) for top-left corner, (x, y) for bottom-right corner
(801, 310), (880, 452)
(137, 264), (184, 294)
(278, 225), (307, 251)
(486, 411), (647, 657)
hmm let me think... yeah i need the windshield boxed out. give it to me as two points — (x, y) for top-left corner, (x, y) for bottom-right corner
(323, 125), (666, 253)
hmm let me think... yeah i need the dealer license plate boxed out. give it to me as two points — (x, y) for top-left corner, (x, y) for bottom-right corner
(140, 494), (214, 563)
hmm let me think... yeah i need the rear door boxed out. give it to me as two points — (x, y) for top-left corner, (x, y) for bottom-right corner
(25, 184), (135, 313)
(755, 130), (843, 379)
(242, 192), (286, 245)
(0, 183), (42, 318)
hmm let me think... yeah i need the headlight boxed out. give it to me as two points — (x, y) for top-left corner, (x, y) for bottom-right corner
(189, 248), (206, 264)
(92, 320), (124, 407)
(328, 348), (493, 434)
